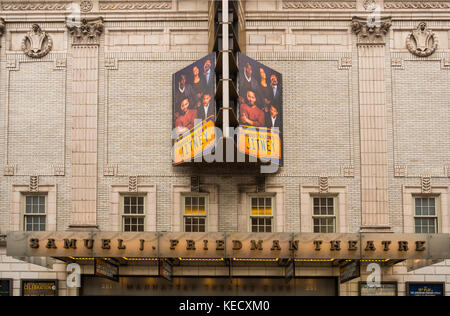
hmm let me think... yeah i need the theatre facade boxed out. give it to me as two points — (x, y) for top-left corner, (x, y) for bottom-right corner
(0, 0), (450, 296)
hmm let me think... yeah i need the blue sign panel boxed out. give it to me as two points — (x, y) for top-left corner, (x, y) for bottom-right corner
(0, 279), (11, 296)
(407, 283), (445, 296)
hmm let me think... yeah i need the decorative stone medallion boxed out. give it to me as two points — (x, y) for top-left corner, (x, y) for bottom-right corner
(80, 0), (93, 13)
(22, 24), (53, 58)
(406, 22), (438, 57)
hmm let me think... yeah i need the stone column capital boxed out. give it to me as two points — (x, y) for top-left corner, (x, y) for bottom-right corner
(66, 17), (104, 45)
(351, 16), (392, 44)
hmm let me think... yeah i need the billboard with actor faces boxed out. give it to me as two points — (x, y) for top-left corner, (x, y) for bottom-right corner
(237, 53), (283, 165)
(172, 54), (216, 164)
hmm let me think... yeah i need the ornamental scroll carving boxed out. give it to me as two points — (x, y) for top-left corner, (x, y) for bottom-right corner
(66, 17), (104, 45)
(282, 1), (356, 9)
(22, 24), (53, 58)
(406, 22), (438, 57)
(351, 16), (392, 44)
(385, 1), (450, 9)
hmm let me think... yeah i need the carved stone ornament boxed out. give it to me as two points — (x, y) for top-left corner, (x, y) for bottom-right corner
(29, 176), (39, 192)
(0, 19), (5, 38)
(80, 0), (94, 13)
(128, 176), (138, 192)
(406, 22), (438, 57)
(421, 176), (432, 194)
(319, 176), (329, 193)
(282, 1), (356, 9)
(67, 17), (104, 44)
(351, 16), (392, 44)
(22, 24), (53, 58)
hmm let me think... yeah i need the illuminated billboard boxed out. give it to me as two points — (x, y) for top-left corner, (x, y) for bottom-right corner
(237, 53), (283, 165)
(172, 53), (216, 164)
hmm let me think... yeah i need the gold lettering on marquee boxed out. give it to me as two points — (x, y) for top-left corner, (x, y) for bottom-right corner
(216, 240), (225, 250)
(250, 240), (263, 250)
(23, 236), (434, 259)
(232, 240), (242, 250)
(170, 240), (179, 250)
(64, 239), (77, 249)
(365, 241), (376, 251)
(117, 239), (126, 250)
(30, 238), (40, 249)
(330, 240), (341, 251)
(101, 239), (111, 250)
(398, 241), (409, 251)
(45, 239), (57, 249)
(415, 241), (426, 251)
(84, 239), (94, 249)
(289, 240), (299, 251)
(313, 240), (322, 251)
(381, 241), (391, 251)
(271, 240), (281, 251)
(348, 240), (358, 251)
(186, 240), (196, 250)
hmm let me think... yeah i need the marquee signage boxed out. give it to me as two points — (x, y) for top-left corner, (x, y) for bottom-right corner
(7, 232), (450, 260)
(94, 258), (119, 282)
(237, 53), (283, 165)
(172, 53), (216, 165)
(21, 280), (57, 296)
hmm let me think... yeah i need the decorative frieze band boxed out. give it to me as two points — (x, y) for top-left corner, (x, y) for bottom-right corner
(5, 53), (68, 71)
(282, 0), (356, 9)
(384, 1), (450, 9)
(248, 51), (352, 61)
(99, 1), (172, 10)
(1, 2), (69, 11)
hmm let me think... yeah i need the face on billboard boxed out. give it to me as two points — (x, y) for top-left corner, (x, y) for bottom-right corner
(172, 53), (216, 164)
(237, 53), (283, 165)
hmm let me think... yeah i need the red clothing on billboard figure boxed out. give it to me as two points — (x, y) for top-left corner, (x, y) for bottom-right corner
(239, 90), (265, 127)
(176, 97), (197, 134)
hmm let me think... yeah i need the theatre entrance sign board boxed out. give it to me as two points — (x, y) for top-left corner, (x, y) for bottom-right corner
(6, 232), (450, 261)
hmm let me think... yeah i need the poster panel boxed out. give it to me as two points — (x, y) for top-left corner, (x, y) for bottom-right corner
(21, 280), (57, 296)
(172, 53), (216, 164)
(237, 53), (283, 165)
